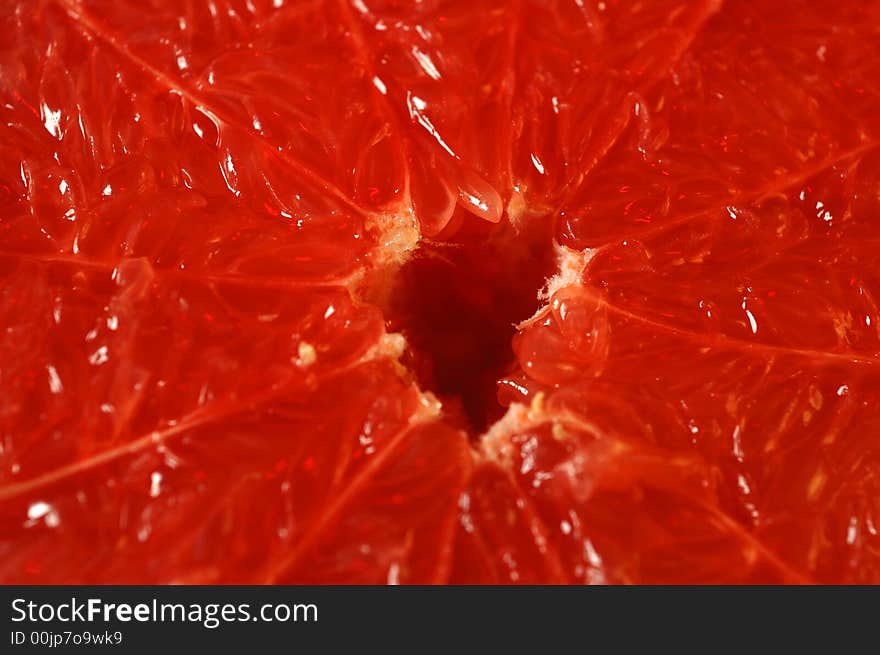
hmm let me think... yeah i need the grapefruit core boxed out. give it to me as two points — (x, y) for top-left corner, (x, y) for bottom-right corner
(1, 0), (880, 584)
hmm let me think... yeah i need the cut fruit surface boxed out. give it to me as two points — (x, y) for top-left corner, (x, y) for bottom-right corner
(1, 0), (880, 583)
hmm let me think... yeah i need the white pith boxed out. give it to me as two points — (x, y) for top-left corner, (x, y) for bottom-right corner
(360, 200), (592, 448)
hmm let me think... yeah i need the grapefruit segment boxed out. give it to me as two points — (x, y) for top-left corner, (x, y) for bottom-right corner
(0, 339), (467, 583)
(490, 0), (880, 582)
(56, 0), (725, 232)
(450, 461), (568, 584)
(473, 392), (809, 583)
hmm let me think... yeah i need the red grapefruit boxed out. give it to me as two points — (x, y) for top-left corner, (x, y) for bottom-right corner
(1, 0), (879, 583)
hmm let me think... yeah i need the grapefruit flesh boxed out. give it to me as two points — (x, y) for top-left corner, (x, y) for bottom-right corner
(1, 0), (879, 583)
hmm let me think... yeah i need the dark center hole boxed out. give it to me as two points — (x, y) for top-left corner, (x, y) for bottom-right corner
(385, 211), (557, 435)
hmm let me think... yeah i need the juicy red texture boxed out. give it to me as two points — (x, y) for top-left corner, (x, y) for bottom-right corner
(2, 0), (880, 584)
